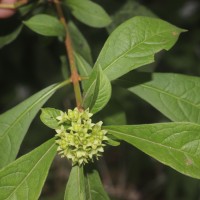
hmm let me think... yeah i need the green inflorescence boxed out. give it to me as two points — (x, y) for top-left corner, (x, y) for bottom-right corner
(55, 108), (108, 166)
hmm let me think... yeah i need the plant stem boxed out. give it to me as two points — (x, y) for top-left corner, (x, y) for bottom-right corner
(57, 78), (72, 90)
(53, 0), (83, 110)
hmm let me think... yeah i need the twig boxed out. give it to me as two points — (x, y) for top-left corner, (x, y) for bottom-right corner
(53, 0), (83, 110)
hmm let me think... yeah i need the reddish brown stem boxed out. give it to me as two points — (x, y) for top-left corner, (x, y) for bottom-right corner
(53, 0), (83, 110)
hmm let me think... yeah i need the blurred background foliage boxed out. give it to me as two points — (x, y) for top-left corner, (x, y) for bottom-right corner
(1, 0), (200, 199)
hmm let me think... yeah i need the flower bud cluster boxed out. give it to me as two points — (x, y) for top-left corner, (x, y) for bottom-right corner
(55, 108), (108, 165)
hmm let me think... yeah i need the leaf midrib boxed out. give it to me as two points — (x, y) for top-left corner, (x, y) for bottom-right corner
(0, 84), (57, 141)
(139, 84), (200, 109)
(86, 174), (92, 200)
(106, 128), (199, 160)
(83, 80), (96, 107)
(101, 29), (176, 75)
(5, 142), (55, 200)
(77, 167), (85, 200)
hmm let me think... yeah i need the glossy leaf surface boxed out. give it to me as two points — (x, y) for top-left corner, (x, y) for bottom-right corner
(23, 14), (65, 37)
(96, 16), (185, 81)
(106, 122), (200, 179)
(75, 53), (92, 90)
(127, 73), (200, 123)
(64, 166), (86, 200)
(40, 107), (62, 129)
(0, 139), (56, 200)
(0, 83), (60, 168)
(64, 166), (109, 200)
(85, 168), (110, 200)
(64, 0), (111, 28)
(83, 66), (111, 113)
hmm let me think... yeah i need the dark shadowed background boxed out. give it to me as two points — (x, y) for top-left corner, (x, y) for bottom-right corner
(0, 0), (200, 199)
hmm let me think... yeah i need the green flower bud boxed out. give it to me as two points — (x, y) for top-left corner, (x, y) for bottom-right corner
(55, 107), (109, 166)
(56, 111), (69, 124)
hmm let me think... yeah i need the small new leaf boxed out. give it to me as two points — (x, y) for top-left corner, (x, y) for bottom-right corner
(75, 52), (92, 77)
(75, 52), (92, 90)
(40, 108), (62, 129)
(107, 137), (120, 146)
(83, 66), (111, 114)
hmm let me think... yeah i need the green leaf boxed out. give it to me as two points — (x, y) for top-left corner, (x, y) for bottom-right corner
(60, 55), (70, 79)
(85, 167), (110, 200)
(0, 25), (23, 48)
(106, 122), (200, 179)
(96, 16), (185, 81)
(64, 165), (110, 200)
(23, 14), (65, 37)
(75, 52), (92, 90)
(64, 0), (111, 28)
(101, 101), (127, 125)
(84, 17), (184, 109)
(107, 137), (120, 147)
(69, 22), (93, 64)
(0, 83), (63, 169)
(40, 108), (62, 129)
(126, 73), (200, 123)
(75, 52), (92, 77)
(103, 111), (126, 125)
(64, 165), (86, 200)
(18, 2), (36, 16)
(83, 66), (111, 114)
(107, 0), (157, 33)
(0, 139), (56, 200)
